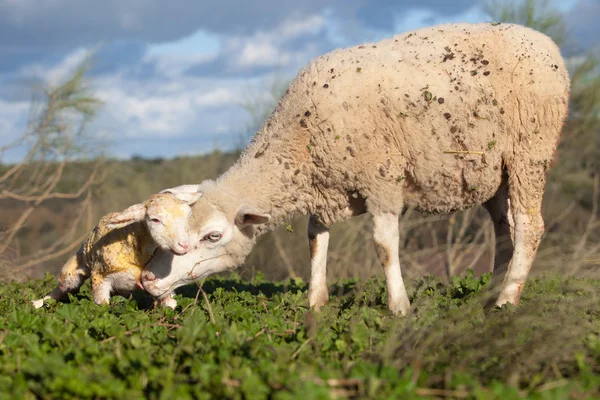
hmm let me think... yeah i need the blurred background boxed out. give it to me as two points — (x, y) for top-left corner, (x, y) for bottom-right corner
(0, 0), (598, 283)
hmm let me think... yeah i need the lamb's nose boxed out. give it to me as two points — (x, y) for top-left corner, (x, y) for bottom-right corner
(178, 242), (190, 251)
(142, 270), (156, 283)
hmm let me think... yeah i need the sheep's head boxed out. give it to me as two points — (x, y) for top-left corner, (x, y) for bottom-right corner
(141, 193), (270, 299)
(105, 191), (202, 255)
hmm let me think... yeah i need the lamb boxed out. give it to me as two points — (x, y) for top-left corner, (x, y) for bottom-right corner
(139, 22), (570, 316)
(31, 190), (202, 309)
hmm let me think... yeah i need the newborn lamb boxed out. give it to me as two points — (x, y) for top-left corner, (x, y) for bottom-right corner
(31, 191), (201, 309)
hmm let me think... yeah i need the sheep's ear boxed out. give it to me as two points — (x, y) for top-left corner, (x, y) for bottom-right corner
(176, 192), (203, 205)
(160, 184), (201, 194)
(105, 203), (147, 229)
(235, 205), (271, 227)
(162, 190), (203, 205)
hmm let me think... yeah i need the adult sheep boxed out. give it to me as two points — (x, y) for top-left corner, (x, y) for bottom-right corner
(141, 22), (570, 316)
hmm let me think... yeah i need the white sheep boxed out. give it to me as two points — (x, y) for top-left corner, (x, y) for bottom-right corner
(139, 22), (570, 315)
(31, 190), (201, 309)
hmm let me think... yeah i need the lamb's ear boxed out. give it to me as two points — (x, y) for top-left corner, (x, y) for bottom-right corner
(105, 203), (147, 229)
(164, 191), (203, 205)
(235, 205), (271, 227)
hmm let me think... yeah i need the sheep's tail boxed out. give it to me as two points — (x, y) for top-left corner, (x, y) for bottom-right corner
(31, 252), (90, 309)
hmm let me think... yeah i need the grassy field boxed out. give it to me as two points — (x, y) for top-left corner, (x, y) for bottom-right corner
(1, 271), (598, 399)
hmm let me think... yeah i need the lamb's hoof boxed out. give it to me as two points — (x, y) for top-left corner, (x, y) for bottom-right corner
(160, 297), (177, 309)
(31, 299), (45, 309)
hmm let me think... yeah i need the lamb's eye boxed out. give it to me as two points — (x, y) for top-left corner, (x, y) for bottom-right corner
(150, 218), (161, 224)
(204, 232), (222, 242)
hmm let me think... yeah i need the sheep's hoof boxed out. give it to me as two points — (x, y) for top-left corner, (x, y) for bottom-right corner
(31, 299), (45, 309)
(308, 288), (329, 312)
(388, 298), (411, 317)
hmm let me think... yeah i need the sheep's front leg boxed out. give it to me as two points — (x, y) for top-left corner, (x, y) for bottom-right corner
(373, 212), (410, 316)
(307, 215), (330, 311)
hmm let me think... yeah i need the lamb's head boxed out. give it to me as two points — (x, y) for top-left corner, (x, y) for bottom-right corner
(105, 191), (202, 255)
(140, 193), (270, 299)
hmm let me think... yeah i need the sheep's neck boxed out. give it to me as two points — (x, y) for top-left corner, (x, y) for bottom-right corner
(217, 130), (314, 233)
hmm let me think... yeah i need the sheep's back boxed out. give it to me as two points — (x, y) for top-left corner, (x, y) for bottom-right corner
(290, 23), (569, 214)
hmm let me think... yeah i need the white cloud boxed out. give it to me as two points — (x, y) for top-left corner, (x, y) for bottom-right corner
(17, 47), (90, 85)
(0, 99), (28, 140)
(237, 42), (287, 68)
(143, 51), (218, 78)
(280, 15), (327, 38)
(393, 5), (488, 35)
(92, 72), (245, 141)
(0, 99), (31, 162)
(222, 14), (327, 70)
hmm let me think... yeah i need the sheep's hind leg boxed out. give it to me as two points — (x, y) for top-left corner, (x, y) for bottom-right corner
(307, 215), (330, 311)
(496, 166), (546, 307)
(373, 212), (410, 316)
(483, 185), (515, 300)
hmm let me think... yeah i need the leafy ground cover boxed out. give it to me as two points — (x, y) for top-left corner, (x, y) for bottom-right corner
(1, 271), (599, 399)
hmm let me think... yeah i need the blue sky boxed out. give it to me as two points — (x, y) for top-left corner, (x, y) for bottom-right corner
(0, 0), (596, 161)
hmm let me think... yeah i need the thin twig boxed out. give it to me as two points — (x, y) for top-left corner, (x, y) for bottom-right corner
(15, 231), (87, 271)
(0, 329), (8, 346)
(247, 328), (266, 342)
(273, 235), (298, 278)
(534, 379), (569, 393)
(415, 387), (470, 398)
(175, 283), (203, 319)
(443, 150), (485, 155)
(197, 281), (215, 324)
(0, 159), (101, 201)
(572, 173), (599, 262)
(290, 338), (312, 360)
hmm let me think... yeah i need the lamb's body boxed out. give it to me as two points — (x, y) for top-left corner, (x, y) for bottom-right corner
(32, 193), (199, 308)
(142, 23), (570, 315)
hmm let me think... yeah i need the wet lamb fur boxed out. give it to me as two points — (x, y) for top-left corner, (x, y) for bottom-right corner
(146, 22), (570, 315)
(31, 193), (196, 309)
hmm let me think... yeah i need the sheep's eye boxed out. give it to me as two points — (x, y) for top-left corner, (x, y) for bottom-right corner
(204, 232), (222, 242)
(150, 218), (161, 224)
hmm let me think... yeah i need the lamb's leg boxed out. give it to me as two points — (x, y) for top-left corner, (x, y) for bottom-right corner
(91, 272), (112, 305)
(31, 287), (63, 309)
(159, 293), (177, 309)
(372, 212), (410, 316)
(483, 186), (515, 294)
(307, 215), (330, 311)
(31, 254), (89, 308)
(495, 166), (546, 307)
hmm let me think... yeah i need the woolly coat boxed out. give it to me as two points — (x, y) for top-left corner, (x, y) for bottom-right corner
(59, 214), (155, 285)
(201, 22), (570, 230)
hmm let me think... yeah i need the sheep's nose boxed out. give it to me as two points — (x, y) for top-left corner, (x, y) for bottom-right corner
(142, 270), (156, 284)
(178, 242), (190, 252)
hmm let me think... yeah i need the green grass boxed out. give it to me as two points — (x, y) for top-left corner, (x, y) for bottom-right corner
(1, 272), (599, 399)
